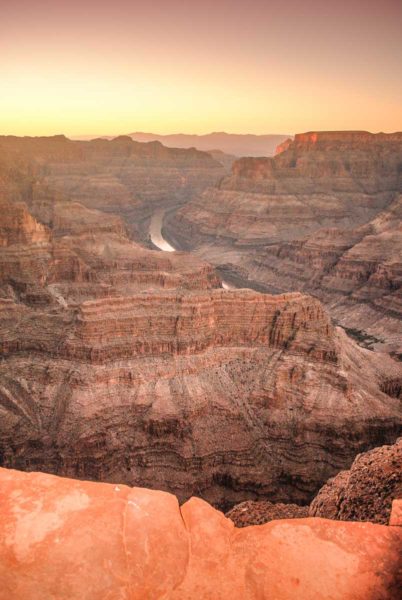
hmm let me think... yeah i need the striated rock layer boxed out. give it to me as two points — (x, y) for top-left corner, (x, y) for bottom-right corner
(0, 468), (401, 600)
(1, 283), (401, 506)
(166, 131), (402, 355)
(0, 139), (401, 509)
(0, 133), (226, 243)
(309, 438), (402, 524)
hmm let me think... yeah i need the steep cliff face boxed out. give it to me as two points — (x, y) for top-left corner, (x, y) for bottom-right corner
(0, 279), (401, 506)
(0, 468), (401, 600)
(0, 197), (220, 305)
(0, 200), (50, 247)
(165, 131), (402, 354)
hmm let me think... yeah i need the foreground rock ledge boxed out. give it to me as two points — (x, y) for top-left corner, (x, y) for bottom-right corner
(0, 469), (401, 599)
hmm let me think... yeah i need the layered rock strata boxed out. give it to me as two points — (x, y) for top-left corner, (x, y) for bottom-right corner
(0, 134), (226, 243)
(0, 197), (220, 305)
(0, 141), (401, 509)
(1, 278), (401, 506)
(0, 468), (401, 600)
(166, 131), (402, 354)
(227, 438), (402, 527)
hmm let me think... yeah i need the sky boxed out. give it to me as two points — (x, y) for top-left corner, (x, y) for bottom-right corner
(1, 0), (401, 136)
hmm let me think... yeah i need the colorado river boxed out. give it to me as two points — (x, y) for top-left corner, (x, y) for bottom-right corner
(149, 208), (236, 289)
(149, 209), (176, 252)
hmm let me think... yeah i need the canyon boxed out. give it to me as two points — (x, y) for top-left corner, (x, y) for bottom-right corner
(226, 437), (402, 527)
(165, 131), (402, 356)
(0, 194), (401, 509)
(0, 134), (226, 245)
(0, 131), (401, 598)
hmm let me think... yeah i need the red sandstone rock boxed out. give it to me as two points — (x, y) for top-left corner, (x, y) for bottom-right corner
(0, 133), (225, 245)
(390, 499), (402, 526)
(0, 468), (401, 600)
(0, 189), (401, 507)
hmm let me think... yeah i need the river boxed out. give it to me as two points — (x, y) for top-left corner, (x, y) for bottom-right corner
(149, 208), (235, 289)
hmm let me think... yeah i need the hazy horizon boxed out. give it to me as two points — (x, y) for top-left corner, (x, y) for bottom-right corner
(2, 0), (401, 137)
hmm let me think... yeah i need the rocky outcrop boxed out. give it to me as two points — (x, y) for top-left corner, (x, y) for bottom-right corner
(63, 290), (338, 361)
(309, 438), (402, 524)
(226, 500), (308, 527)
(166, 131), (402, 354)
(0, 196), (220, 305)
(0, 468), (401, 600)
(0, 200), (50, 247)
(227, 438), (402, 527)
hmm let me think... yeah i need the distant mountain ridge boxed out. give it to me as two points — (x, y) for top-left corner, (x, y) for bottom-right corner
(127, 131), (291, 157)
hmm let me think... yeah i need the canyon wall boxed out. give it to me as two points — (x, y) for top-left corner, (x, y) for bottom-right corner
(0, 135), (401, 510)
(166, 131), (402, 355)
(0, 134), (226, 243)
(227, 437), (401, 527)
(1, 269), (401, 506)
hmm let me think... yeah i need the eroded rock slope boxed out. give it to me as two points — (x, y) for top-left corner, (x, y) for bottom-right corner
(0, 133), (226, 242)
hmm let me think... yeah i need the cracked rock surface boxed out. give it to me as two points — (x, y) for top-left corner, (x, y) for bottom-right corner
(0, 467), (401, 600)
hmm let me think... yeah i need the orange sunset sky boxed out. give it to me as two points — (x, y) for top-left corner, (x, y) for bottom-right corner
(1, 0), (402, 137)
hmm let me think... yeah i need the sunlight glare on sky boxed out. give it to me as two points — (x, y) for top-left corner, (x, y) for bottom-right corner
(1, 0), (401, 136)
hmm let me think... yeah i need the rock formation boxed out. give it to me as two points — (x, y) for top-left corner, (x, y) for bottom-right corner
(226, 500), (308, 527)
(227, 438), (402, 527)
(165, 131), (402, 355)
(0, 134), (226, 243)
(0, 134), (401, 512)
(0, 468), (401, 600)
(309, 438), (402, 524)
(1, 239), (401, 506)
